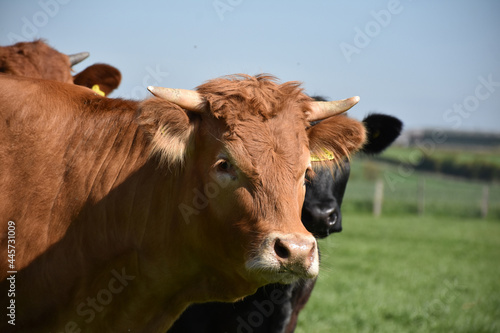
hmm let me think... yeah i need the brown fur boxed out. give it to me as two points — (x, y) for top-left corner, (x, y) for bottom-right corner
(198, 74), (310, 121)
(308, 113), (367, 168)
(137, 98), (196, 166)
(0, 39), (121, 95)
(0, 39), (73, 83)
(0, 74), (365, 332)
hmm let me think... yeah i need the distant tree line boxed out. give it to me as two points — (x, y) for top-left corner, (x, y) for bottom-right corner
(406, 130), (500, 149)
(375, 155), (500, 182)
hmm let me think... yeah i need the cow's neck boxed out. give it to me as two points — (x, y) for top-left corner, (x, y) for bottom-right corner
(9, 103), (256, 331)
(12, 108), (197, 331)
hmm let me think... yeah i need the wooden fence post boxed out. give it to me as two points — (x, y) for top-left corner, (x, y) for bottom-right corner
(481, 185), (489, 219)
(418, 177), (426, 216)
(373, 178), (384, 218)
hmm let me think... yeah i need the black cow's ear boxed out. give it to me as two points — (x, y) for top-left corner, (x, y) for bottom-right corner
(73, 64), (122, 96)
(361, 113), (403, 154)
(136, 98), (197, 166)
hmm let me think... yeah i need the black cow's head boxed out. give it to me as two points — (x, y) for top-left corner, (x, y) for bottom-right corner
(302, 105), (402, 238)
(302, 160), (350, 238)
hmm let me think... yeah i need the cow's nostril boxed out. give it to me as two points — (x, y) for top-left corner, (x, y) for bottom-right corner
(329, 211), (338, 225)
(274, 239), (290, 260)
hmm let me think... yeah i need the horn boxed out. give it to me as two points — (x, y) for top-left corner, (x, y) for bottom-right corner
(147, 86), (205, 112)
(68, 52), (90, 66)
(307, 96), (360, 121)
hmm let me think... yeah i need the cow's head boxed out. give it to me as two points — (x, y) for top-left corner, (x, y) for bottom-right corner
(302, 160), (350, 237)
(302, 112), (403, 238)
(0, 40), (121, 95)
(136, 75), (366, 296)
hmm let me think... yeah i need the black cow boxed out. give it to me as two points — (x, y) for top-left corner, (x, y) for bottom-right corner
(303, 112), (403, 239)
(168, 111), (402, 333)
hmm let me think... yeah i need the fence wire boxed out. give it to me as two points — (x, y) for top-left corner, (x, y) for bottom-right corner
(342, 161), (500, 220)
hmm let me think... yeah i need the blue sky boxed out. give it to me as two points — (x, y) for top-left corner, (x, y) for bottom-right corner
(1, 0), (499, 132)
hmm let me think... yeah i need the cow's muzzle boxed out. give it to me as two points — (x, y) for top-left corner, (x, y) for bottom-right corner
(246, 232), (319, 284)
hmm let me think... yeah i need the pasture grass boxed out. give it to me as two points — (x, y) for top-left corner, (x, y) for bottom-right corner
(295, 215), (500, 333)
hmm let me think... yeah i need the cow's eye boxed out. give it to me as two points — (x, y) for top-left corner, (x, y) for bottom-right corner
(218, 160), (231, 173)
(304, 165), (313, 186)
(215, 158), (236, 179)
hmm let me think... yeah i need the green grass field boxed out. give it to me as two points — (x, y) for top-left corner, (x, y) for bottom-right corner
(295, 215), (500, 333)
(294, 147), (500, 331)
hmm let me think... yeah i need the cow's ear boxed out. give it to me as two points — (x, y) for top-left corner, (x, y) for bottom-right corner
(362, 113), (402, 154)
(73, 64), (122, 96)
(136, 98), (197, 166)
(307, 115), (366, 163)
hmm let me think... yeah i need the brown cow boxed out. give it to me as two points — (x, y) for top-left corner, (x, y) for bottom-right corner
(0, 39), (121, 95)
(0, 73), (365, 332)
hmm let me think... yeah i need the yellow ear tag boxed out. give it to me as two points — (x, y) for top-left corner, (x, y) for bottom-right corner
(92, 84), (105, 96)
(310, 148), (336, 162)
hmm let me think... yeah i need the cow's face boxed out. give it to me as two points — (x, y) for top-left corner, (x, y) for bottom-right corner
(302, 162), (350, 238)
(301, 113), (403, 239)
(137, 75), (366, 295)
(190, 106), (315, 288)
